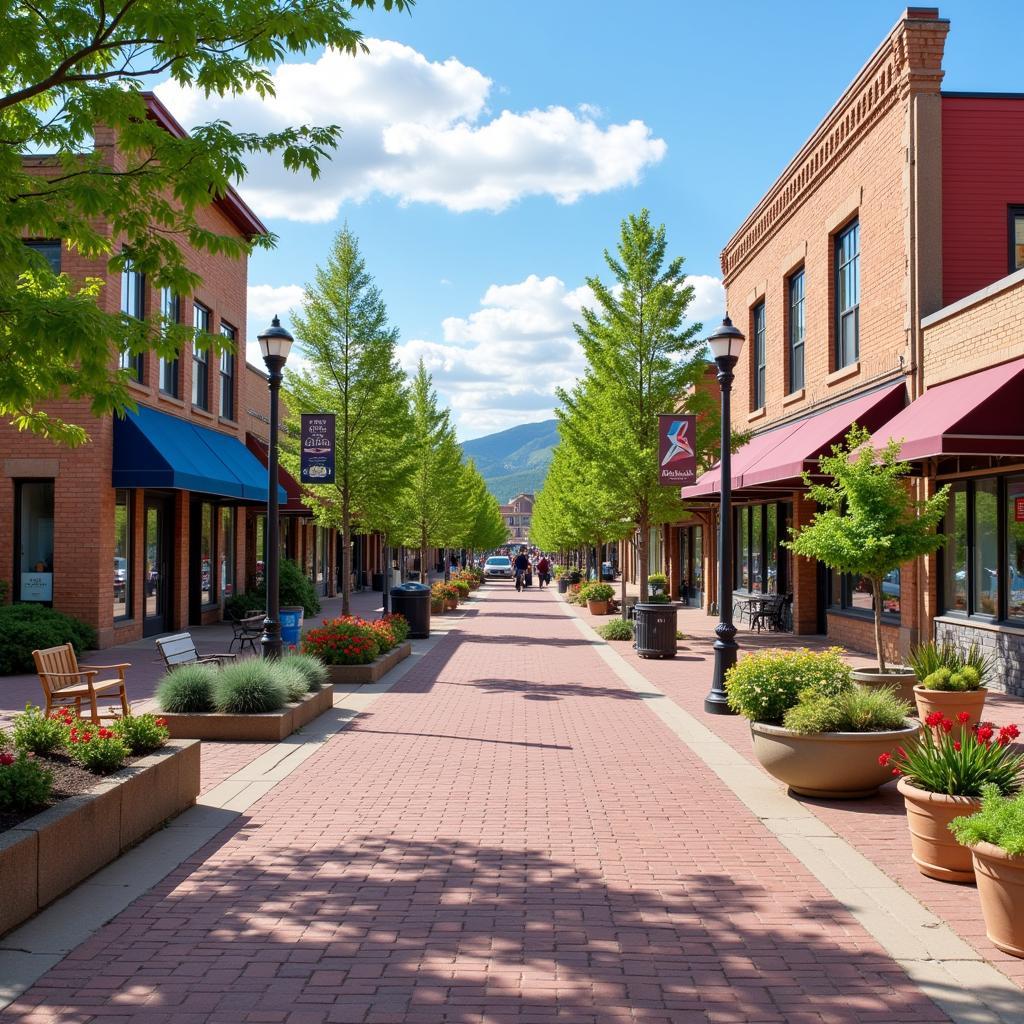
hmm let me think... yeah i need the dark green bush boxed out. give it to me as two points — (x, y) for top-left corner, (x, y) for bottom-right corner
(598, 619), (634, 641)
(12, 704), (67, 755)
(213, 660), (287, 714)
(281, 653), (328, 691)
(157, 665), (217, 713)
(225, 559), (321, 621)
(0, 604), (97, 675)
(0, 749), (53, 811)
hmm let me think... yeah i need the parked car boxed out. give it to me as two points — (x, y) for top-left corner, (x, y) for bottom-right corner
(114, 557), (127, 599)
(484, 555), (513, 579)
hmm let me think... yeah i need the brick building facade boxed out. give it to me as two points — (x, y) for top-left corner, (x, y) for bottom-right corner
(500, 493), (534, 546)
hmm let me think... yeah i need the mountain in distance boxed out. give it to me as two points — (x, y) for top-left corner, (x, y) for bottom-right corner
(461, 418), (559, 503)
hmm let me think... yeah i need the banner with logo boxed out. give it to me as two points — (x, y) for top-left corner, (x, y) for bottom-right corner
(658, 414), (697, 486)
(300, 413), (336, 484)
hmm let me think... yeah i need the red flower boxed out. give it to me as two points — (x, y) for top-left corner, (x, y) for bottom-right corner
(1000, 723), (1020, 741)
(878, 752), (891, 766)
(0, 752), (14, 767)
(155, 718), (167, 727)
(891, 768), (902, 776)
(925, 711), (944, 728)
(953, 740), (962, 752)
(977, 725), (994, 743)
(940, 718), (954, 734)
(956, 711), (971, 724)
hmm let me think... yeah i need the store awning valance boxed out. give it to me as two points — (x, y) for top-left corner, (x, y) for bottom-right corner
(682, 381), (906, 501)
(113, 405), (287, 503)
(246, 434), (309, 514)
(871, 358), (1024, 461)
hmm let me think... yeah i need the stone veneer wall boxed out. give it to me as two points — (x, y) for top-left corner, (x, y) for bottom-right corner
(933, 619), (1024, 698)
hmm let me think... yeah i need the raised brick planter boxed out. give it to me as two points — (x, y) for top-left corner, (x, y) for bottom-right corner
(162, 687), (333, 741)
(325, 642), (412, 686)
(0, 738), (200, 937)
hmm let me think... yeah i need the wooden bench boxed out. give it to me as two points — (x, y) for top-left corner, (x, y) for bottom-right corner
(155, 633), (236, 671)
(33, 644), (131, 724)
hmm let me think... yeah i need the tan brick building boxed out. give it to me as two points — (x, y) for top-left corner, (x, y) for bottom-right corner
(679, 8), (1024, 695)
(500, 493), (534, 546)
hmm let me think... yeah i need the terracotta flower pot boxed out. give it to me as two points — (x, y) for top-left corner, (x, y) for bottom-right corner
(971, 841), (1024, 958)
(896, 777), (981, 882)
(749, 719), (922, 799)
(445, 598), (458, 611)
(587, 599), (610, 615)
(852, 667), (918, 707)
(913, 686), (988, 731)
(431, 601), (445, 615)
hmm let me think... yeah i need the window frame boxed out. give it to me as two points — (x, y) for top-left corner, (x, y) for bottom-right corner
(751, 301), (766, 410)
(24, 240), (62, 274)
(219, 320), (236, 420)
(1008, 205), (1024, 275)
(159, 288), (181, 397)
(119, 257), (146, 382)
(787, 267), (805, 393)
(834, 219), (860, 370)
(192, 302), (211, 410)
(113, 489), (133, 620)
(14, 478), (55, 605)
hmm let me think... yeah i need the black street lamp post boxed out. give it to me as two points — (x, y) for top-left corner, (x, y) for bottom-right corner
(704, 315), (745, 715)
(258, 315), (294, 660)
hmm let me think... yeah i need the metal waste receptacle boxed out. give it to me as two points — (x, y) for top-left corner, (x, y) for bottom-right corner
(372, 571), (385, 592)
(280, 606), (304, 648)
(390, 582), (431, 638)
(634, 602), (677, 659)
(557, 576), (569, 594)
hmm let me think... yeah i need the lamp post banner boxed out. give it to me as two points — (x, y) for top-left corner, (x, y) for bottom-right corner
(300, 413), (336, 484)
(658, 414), (697, 486)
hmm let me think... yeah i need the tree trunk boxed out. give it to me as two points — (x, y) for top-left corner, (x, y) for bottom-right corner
(638, 516), (650, 603)
(872, 577), (886, 672)
(420, 528), (429, 588)
(341, 505), (352, 617)
(620, 555), (628, 622)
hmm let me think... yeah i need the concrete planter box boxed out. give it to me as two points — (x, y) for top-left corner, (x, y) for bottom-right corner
(0, 739), (200, 936)
(326, 642), (412, 686)
(162, 687), (333, 741)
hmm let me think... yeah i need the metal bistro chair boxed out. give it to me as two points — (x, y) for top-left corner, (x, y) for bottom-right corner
(228, 610), (264, 653)
(155, 633), (236, 671)
(749, 594), (782, 633)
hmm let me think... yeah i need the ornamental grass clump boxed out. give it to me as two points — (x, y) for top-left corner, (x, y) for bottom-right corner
(281, 653), (327, 692)
(157, 664), (217, 713)
(909, 639), (993, 685)
(880, 716), (1024, 797)
(725, 648), (853, 724)
(213, 660), (288, 714)
(276, 663), (312, 703)
(921, 665), (983, 692)
(783, 685), (910, 734)
(950, 785), (1024, 856)
(598, 619), (634, 641)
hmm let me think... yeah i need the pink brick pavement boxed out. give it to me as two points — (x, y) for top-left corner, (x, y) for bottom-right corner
(3, 583), (948, 1023)
(568, 597), (1024, 990)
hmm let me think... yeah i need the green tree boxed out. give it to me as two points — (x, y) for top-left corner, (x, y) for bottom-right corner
(0, 0), (412, 445)
(399, 362), (468, 580)
(557, 209), (715, 600)
(282, 226), (410, 616)
(460, 462), (508, 559)
(786, 424), (950, 671)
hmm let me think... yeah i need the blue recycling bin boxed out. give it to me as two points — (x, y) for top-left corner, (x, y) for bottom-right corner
(280, 606), (304, 648)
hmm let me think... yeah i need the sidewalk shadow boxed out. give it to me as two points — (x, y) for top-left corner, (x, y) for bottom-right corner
(471, 678), (650, 701)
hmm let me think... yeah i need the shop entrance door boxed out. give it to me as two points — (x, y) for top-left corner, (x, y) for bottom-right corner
(143, 497), (173, 636)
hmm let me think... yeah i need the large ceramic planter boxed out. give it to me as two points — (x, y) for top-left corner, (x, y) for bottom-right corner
(852, 667), (918, 706)
(749, 719), (922, 799)
(913, 686), (988, 731)
(971, 842), (1024, 958)
(587, 599), (610, 615)
(897, 777), (981, 882)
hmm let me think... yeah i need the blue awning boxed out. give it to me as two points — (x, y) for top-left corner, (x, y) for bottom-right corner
(113, 405), (287, 503)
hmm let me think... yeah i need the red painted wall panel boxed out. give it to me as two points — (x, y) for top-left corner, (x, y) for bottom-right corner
(942, 95), (1024, 306)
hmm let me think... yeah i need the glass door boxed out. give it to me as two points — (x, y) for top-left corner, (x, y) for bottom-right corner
(144, 498), (172, 636)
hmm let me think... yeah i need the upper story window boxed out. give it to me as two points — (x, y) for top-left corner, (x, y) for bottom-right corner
(192, 302), (210, 410)
(24, 240), (61, 274)
(119, 258), (145, 382)
(752, 302), (766, 410)
(1009, 206), (1024, 274)
(835, 220), (860, 369)
(787, 268), (805, 393)
(219, 321), (236, 420)
(159, 288), (180, 398)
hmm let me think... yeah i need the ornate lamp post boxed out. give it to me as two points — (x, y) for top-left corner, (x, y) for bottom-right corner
(258, 315), (294, 659)
(704, 315), (745, 715)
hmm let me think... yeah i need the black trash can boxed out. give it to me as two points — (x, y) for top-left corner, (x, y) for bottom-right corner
(634, 602), (677, 659)
(390, 582), (431, 638)
(372, 571), (385, 592)
(557, 576), (569, 594)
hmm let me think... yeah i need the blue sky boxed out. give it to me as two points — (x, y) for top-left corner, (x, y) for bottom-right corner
(157, 1), (1019, 439)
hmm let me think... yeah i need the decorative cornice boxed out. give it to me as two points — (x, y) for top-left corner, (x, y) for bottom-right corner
(721, 10), (948, 285)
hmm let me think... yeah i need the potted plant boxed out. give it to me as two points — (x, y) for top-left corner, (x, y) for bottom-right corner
(726, 647), (920, 799)
(950, 785), (1024, 958)
(431, 581), (458, 611)
(580, 582), (614, 615)
(882, 716), (1023, 882)
(648, 572), (668, 596)
(786, 426), (949, 702)
(909, 640), (992, 729)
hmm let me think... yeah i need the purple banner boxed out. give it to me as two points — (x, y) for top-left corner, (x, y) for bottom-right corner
(300, 413), (336, 484)
(658, 414), (697, 486)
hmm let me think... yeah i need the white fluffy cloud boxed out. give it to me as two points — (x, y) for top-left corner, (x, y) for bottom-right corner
(244, 284), (306, 365)
(156, 40), (666, 220)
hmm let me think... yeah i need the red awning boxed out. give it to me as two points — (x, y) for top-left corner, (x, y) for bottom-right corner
(682, 381), (906, 500)
(871, 358), (1024, 460)
(245, 434), (309, 514)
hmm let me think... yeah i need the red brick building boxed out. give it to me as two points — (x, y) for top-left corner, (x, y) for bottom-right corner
(678, 8), (1024, 695)
(499, 493), (534, 546)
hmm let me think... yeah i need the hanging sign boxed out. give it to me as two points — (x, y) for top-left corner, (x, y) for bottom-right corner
(300, 413), (336, 484)
(1015, 496), (1024, 523)
(658, 414), (697, 486)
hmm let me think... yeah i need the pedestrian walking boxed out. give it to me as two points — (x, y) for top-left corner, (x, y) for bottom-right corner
(537, 555), (551, 588)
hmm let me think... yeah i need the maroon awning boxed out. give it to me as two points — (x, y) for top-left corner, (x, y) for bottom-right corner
(871, 358), (1024, 460)
(682, 381), (906, 500)
(245, 434), (308, 514)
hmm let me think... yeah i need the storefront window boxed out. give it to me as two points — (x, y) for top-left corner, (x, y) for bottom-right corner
(200, 502), (214, 605)
(944, 483), (968, 612)
(692, 528), (703, 593)
(736, 508), (750, 590)
(766, 504), (778, 594)
(220, 507), (235, 599)
(830, 572), (899, 618)
(1008, 477), (1024, 621)
(974, 479), (999, 616)
(114, 490), (131, 619)
(17, 481), (54, 602)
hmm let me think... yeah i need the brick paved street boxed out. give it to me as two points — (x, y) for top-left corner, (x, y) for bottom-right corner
(2, 585), (957, 1023)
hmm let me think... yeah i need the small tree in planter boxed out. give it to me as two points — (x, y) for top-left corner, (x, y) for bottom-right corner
(786, 425), (949, 678)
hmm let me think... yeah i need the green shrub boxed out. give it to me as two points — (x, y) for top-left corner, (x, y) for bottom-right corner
(381, 613), (410, 645)
(213, 660), (287, 714)
(276, 663), (311, 703)
(921, 665), (982, 692)
(224, 558), (320, 620)
(12, 704), (67, 755)
(157, 665), (217, 713)
(224, 591), (265, 619)
(598, 619), (634, 641)
(66, 722), (128, 774)
(281, 653), (327, 692)
(302, 617), (378, 665)
(645, 593), (671, 604)
(111, 713), (170, 754)
(0, 604), (97, 675)
(950, 785), (1024, 856)
(647, 573), (668, 592)
(451, 579), (470, 599)
(0, 749), (53, 811)
(726, 648), (853, 724)
(782, 685), (910, 734)
(579, 582), (614, 603)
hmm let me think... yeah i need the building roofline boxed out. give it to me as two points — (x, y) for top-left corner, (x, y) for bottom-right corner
(942, 91), (1024, 100)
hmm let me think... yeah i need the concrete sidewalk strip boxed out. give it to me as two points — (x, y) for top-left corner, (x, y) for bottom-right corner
(0, 624), (453, 1010)
(562, 602), (1024, 1024)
